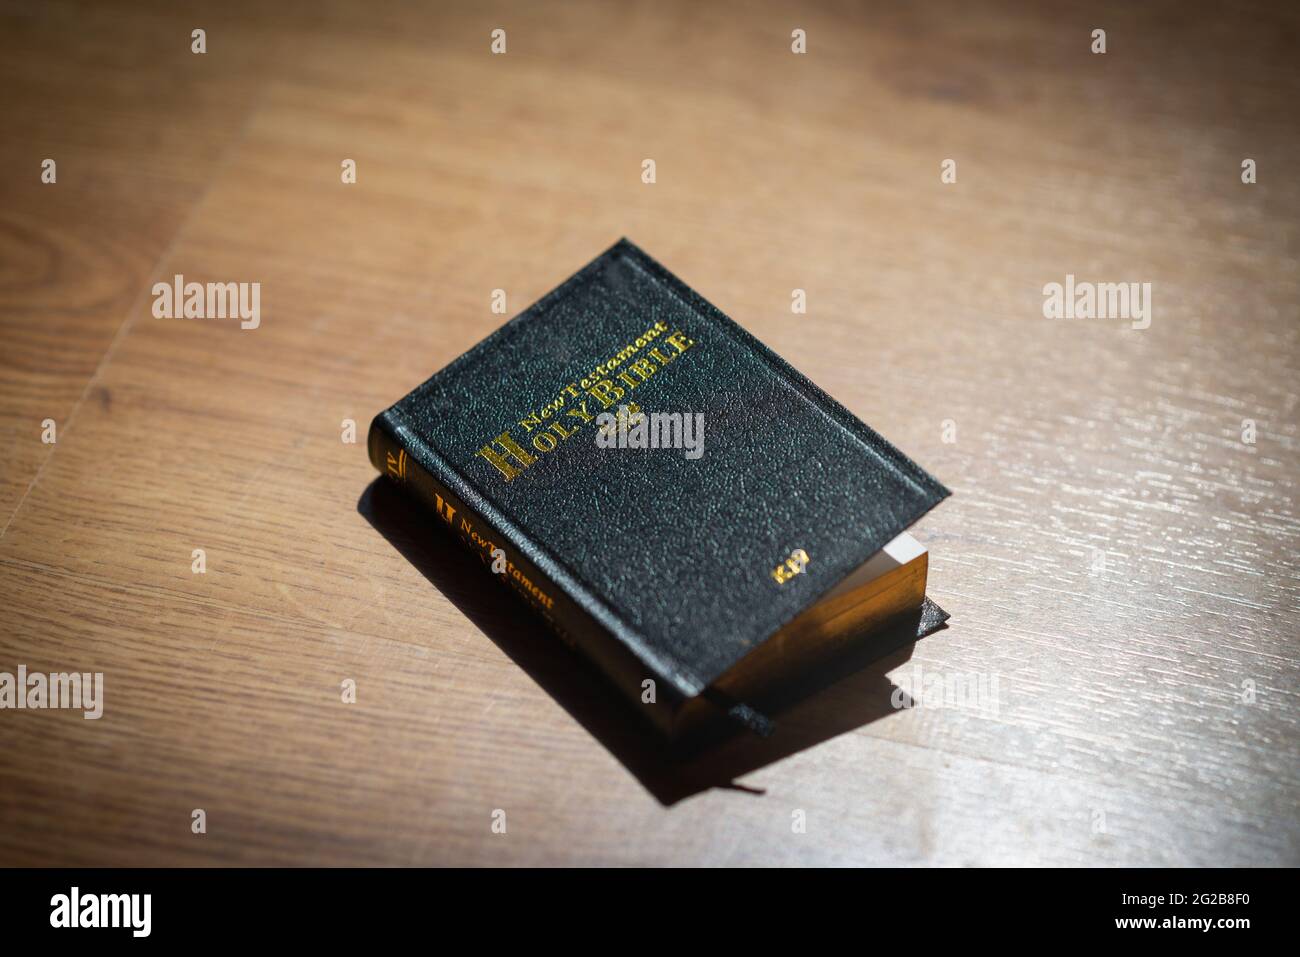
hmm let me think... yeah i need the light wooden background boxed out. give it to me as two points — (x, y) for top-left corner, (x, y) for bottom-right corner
(2, 0), (1297, 866)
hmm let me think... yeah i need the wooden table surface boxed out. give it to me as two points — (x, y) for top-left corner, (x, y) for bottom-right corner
(2, 0), (1297, 866)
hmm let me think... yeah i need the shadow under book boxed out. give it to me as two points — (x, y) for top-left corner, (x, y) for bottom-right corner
(367, 239), (950, 740)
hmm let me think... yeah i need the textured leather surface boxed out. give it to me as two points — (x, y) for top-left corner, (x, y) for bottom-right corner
(379, 239), (949, 698)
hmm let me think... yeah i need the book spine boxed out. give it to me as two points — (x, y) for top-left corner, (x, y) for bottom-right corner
(367, 410), (679, 734)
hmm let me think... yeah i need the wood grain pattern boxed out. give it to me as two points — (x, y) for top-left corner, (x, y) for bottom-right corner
(1, 0), (1296, 866)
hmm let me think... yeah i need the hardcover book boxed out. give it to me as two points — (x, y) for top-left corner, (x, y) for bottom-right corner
(369, 239), (950, 738)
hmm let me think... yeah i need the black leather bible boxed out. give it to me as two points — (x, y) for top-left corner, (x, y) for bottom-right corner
(369, 239), (950, 738)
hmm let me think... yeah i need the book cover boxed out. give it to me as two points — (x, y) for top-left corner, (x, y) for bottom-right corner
(369, 239), (950, 735)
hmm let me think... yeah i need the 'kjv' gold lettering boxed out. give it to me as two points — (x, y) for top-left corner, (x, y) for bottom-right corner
(772, 548), (810, 584)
